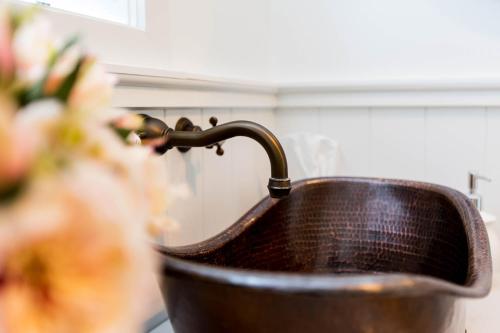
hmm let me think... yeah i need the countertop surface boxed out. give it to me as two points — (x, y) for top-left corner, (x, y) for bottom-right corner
(149, 320), (174, 333)
(466, 283), (500, 333)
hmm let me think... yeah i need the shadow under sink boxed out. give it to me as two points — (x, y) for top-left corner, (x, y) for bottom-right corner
(157, 177), (491, 333)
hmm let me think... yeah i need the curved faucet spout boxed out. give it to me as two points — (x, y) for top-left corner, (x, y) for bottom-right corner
(138, 115), (291, 198)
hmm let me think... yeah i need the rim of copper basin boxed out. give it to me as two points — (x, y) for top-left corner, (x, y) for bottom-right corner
(156, 177), (492, 298)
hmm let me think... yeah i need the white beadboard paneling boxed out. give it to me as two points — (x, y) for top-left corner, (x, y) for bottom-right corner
(136, 109), (165, 123)
(200, 109), (238, 238)
(425, 108), (487, 193)
(135, 110), (168, 206)
(133, 109), (167, 320)
(275, 108), (319, 138)
(371, 108), (426, 181)
(483, 108), (500, 218)
(318, 108), (372, 177)
(231, 109), (276, 218)
(275, 108), (321, 180)
(162, 109), (205, 246)
(249, 108), (277, 199)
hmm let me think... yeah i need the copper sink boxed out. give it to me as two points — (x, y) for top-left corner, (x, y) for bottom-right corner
(156, 177), (491, 333)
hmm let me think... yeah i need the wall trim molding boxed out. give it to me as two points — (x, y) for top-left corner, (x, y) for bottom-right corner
(107, 65), (500, 109)
(107, 64), (277, 109)
(277, 79), (500, 108)
(278, 79), (500, 92)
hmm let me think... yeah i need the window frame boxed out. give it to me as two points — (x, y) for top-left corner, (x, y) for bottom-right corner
(18, 0), (146, 30)
(11, 0), (170, 74)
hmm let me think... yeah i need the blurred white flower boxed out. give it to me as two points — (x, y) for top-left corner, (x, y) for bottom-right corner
(111, 112), (143, 131)
(69, 58), (116, 112)
(126, 131), (142, 145)
(16, 99), (64, 136)
(93, 134), (172, 235)
(60, 117), (174, 237)
(13, 15), (54, 84)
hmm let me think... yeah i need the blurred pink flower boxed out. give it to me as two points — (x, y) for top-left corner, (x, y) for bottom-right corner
(0, 99), (66, 192)
(0, 6), (14, 79)
(0, 6), (172, 333)
(0, 97), (37, 191)
(0, 161), (154, 333)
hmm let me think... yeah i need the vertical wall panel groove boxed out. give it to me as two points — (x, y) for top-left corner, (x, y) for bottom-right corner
(371, 108), (426, 181)
(483, 107), (500, 218)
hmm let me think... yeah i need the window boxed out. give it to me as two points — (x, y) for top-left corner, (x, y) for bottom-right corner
(19, 0), (145, 29)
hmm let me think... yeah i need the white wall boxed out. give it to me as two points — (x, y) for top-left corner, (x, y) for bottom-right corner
(166, 0), (271, 81)
(42, 0), (500, 83)
(270, 0), (500, 83)
(40, 0), (271, 81)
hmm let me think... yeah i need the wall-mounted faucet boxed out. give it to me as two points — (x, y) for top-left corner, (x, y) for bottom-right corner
(137, 114), (291, 198)
(175, 116), (225, 156)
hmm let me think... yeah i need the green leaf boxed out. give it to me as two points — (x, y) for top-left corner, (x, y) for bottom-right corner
(110, 125), (134, 143)
(50, 35), (79, 67)
(17, 79), (45, 107)
(53, 57), (85, 103)
(16, 36), (81, 107)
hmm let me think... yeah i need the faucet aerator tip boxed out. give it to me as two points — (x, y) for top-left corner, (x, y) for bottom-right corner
(268, 178), (292, 198)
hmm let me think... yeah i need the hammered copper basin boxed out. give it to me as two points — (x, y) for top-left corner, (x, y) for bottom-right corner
(157, 177), (491, 333)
